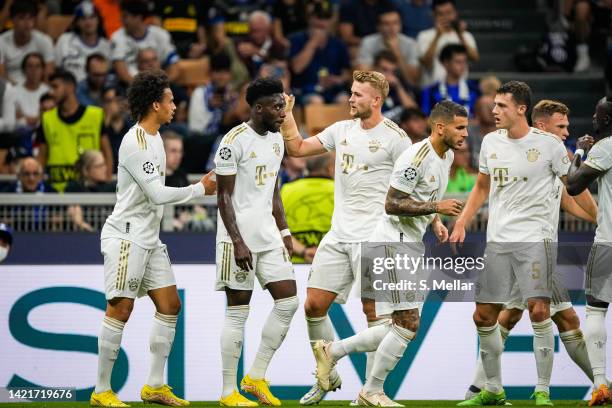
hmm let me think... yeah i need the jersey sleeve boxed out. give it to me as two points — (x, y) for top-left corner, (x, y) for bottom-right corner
(315, 121), (339, 151)
(585, 140), (612, 172)
(551, 141), (571, 177)
(213, 133), (244, 176)
(478, 137), (489, 174)
(122, 145), (204, 205)
(389, 150), (422, 195)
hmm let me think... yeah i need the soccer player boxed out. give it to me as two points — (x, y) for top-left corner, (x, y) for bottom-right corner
(311, 100), (467, 406)
(281, 71), (412, 405)
(214, 77), (298, 407)
(92, 70), (216, 407)
(465, 99), (600, 400)
(451, 81), (572, 406)
(566, 97), (612, 406)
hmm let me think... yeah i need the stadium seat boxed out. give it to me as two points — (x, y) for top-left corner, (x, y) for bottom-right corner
(175, 58), (209, 87)
(304, 103), (351, 136)
(45, 15), (74, 42)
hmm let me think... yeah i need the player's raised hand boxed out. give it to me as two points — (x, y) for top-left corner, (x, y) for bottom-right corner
(436, 199), (464, 216)
(577, 134), (595, 154)
(201, 170), (217, 195)
(234, 240), (253, 271)
(283, 93), (295, 114)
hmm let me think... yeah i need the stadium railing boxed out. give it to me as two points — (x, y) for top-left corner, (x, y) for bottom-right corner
(0, 191), (596, 233)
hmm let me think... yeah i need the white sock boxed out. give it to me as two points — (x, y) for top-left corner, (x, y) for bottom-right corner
(532, 318), (554, 394)
(95, 316), (125, 393)
(306, 315), (339, 379)
(221, 305), (249, 398)
(248, 296), (299, 379)
(363, 324), (415, 394)
(478, 324), (503, 394)
(560, 329), (594, 383)
(472, 325), (509, 390)
(330, 318), (391, 361)
(366, 319), (391, 380)
(146, 312), (177, 388)
(585, 305), (608, 388)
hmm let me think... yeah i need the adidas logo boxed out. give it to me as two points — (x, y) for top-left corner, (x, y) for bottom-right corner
(249, 151), (257, 158)
(490, 153), (497, 159)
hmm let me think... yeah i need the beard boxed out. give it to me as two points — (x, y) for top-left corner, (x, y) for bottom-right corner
(351, 106), (372, 120)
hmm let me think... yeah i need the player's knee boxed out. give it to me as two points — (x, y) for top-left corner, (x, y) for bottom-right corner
(107, 299), (134, 321)
(392, 310), (420, 333)
(527, 301), (550, 323)
(553, 309), (580, 332)
(304, 297), (330, 318)
(501, 309), (523, 330)
(473, 310), (496, 327)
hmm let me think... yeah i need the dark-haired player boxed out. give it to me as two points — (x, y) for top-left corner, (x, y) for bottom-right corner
(93, 70), (215, 408)
(214, 77), (297, 407)
(567, 96), (612, 406)
(451, 81), (572, 406)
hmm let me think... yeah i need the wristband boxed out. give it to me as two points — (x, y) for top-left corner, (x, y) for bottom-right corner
(280, 228), (291, 237)
(575, 148), (585, 158)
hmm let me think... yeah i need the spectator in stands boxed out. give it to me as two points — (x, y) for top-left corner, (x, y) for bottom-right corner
(272, 0), (310, 48)
(101, 86), (130, 174)
(2, 156), (56, 193)
(281, 153), (334, 263)
(237, 11), (287, 78)
(76, 53), (113, 107)
(111, 0), (179, 84)
(36, 69), (113, 192)
(393, 0), (433, 39)
(55, 1), (111, 83)
(0, 1), (54, 85)
(417, 0), (478, 86)
(188, 52), (237, 137)
(399, 107), (428, 143)
(162, 130), (188, 188)
(280, 156), (306, 185)
(0, 223), (12, 263)
(564, 0), (591, 72)
(259, 60), (291, 93)
(467, 94), (496, 169)
(152, 0), (207, 59)
(446, 138), (476, 193)
(65, 149), (114, 231)
(135, 48), (188, 128)
(15, 53), (49, 130)
(421, 44), (479, 116)
(357, 8), (420, 86)
(290, 4), (351, 104)
(478, 74), (501, 98)
(0, 77), (17, 173)
(373, 50), (418, 122)
(338, 0), (396, 55)
(205, 0), (272, 40)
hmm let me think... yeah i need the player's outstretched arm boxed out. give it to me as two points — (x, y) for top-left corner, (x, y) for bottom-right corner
(124, 150), (205, 205)
(384, 186), (464, 217)
(450, 172), (490, 243)
(217, 174), (253, 271)
(272, 177), (293, 256)
(566, 135), (602, 195)
(280, 94), (327, 157)
(560, 186), (597, 224)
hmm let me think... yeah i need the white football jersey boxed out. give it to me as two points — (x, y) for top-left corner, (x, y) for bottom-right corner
(479, 128), (571, 242)
(214, 123), (285, 252)
(110, 26), (179, 77)
(371, 138), (453, 242)
(584, 136), (612, 244)
(0, 30), (54, 84)
(316, 118), (412, 242)
(101, 124), (204, 248)
(55, 32), (111, 82)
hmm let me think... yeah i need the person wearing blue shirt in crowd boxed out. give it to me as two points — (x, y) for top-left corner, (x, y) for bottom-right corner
(289, 3), (351, 104)
(421, 43), (479, 117)
(393, 0), (433, 39)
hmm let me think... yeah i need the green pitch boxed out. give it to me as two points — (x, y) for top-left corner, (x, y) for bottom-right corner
(0, 401), (587, 407)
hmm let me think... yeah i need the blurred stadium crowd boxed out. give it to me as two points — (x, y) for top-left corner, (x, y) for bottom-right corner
(0, 0), (609, 238)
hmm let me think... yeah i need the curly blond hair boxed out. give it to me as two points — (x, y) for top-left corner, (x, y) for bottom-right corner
(353, 70), (389, 98)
